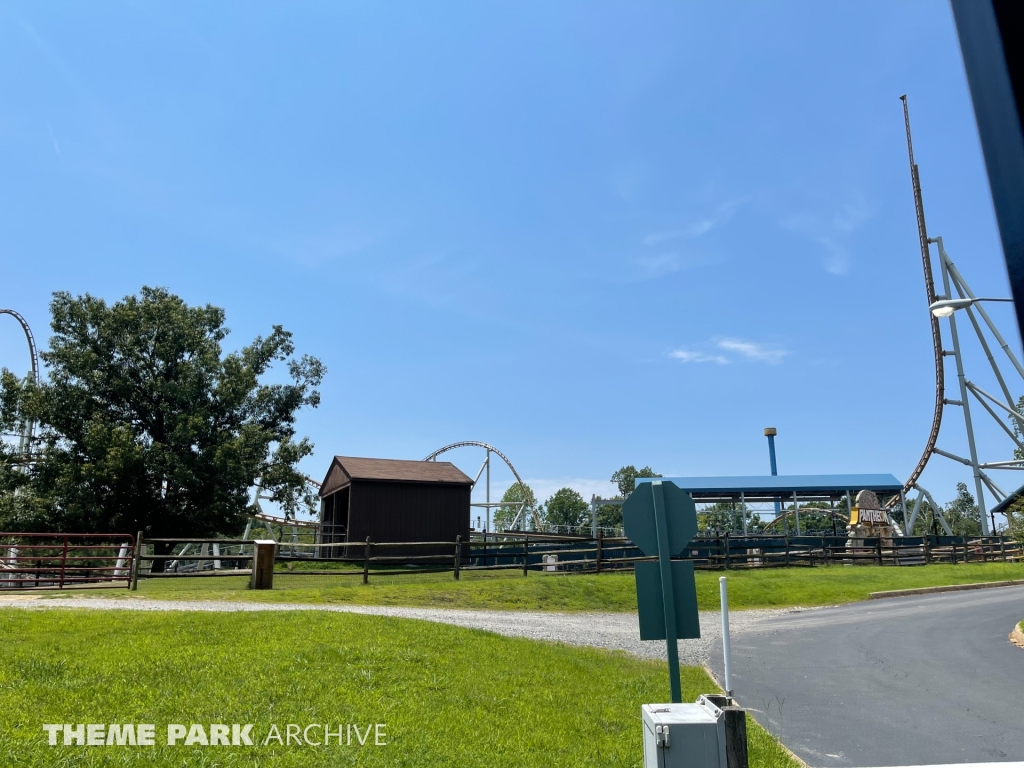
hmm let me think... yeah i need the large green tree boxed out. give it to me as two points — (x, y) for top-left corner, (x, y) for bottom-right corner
(493, 482), (537, 531)
(595, 497), (624, 529)
(610, 465), (661, 497)
(697, 502), (766, 534)
(0, 288), (324, 558)
(943, 482), (982, 536)
(543, 487), (589, 530)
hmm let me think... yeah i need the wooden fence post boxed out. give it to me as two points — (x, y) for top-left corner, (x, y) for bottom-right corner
(596, 531), (603, 574)
(723, 533), (730, 570)
(131, 531), (143, 591)
(724, 706), (749, 768)
(963, 536), (971, 563)
(923, 535), (931, 565)
(875, 536), (882, 566)
(250, 540), (276, 590)
(454, 535), (461, 581)
(1001, 536), (1007, 561)
(523, 537), (529, 577)
(363, 537), (371, 584)
(784, 534), (790, 567)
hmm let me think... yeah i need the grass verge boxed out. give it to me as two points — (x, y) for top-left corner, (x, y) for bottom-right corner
(0, 608), (795, 767)
(46, 561), (1024, 612)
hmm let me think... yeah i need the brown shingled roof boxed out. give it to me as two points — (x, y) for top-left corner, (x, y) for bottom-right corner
(320, 456), (473, 496)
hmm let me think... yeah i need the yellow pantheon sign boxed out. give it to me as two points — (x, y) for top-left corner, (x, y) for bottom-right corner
(850, 506), (887, 525)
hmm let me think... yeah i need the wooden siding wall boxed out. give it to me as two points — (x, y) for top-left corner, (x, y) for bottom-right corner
(347, 481), (470, 552)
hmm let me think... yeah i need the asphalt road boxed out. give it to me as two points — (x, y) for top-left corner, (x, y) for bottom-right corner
(709, 585), (1024, 767)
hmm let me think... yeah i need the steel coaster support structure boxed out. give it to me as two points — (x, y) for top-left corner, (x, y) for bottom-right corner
(905, 485), (954, 536)
(898, 97), (1024, 535)
(423, 441), (537, 531)
(0, 309), (40, 462)
(247, 475), (322, 556)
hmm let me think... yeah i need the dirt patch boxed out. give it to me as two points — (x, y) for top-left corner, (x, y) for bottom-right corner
(1011, 622), (1024, 650)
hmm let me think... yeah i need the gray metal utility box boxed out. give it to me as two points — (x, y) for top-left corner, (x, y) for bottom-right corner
(642, 696), (747, 768)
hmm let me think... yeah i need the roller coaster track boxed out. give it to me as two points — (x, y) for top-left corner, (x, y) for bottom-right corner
(423, 441), (540, 529)
(248, 475), (322, 528)
(1, 309), (40, 458)
(896, 96), (945, 506)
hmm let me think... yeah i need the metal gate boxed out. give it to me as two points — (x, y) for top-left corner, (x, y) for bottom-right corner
(0, 533), (136, 591)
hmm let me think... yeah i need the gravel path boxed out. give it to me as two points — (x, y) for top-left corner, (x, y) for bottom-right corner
(0, 596), (793, 667)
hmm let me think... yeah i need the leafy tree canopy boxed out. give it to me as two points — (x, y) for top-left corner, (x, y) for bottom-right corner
(0, 287), (324, 548)
(1012, 395), (1024, 461)
(1008, 504), (1024, 545)
(610, 465), (661, 498)
(942, 482), (982, 536)
(493, 482), (537, 531)
(697, 501), (766, 534)
(543, 487), (589, 530)
(596, 497), (624, 529)
(779, 501), (841, 533)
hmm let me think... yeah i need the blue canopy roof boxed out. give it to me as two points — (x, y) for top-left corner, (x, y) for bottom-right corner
(636, 473), (903, 502)
(990, 482), (1023, 517)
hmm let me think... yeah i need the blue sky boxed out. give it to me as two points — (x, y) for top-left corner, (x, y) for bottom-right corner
(1, 1), (1021, 522)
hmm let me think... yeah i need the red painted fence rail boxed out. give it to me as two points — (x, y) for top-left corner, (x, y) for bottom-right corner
(0, 532), (136, 591)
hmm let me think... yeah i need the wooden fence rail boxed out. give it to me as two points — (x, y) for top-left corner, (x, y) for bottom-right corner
(130, 533), (1024, 587)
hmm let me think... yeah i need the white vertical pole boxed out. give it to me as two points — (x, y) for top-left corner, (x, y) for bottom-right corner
(113, 544), (129, 578)
(740, 492), (747, 534)
(720, 576), (733, 698)
(5, 547), (18, 584)
(213, 542), (221, 571)
(486, 449), (491, 534)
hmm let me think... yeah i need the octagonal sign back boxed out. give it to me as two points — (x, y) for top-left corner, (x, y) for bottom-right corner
(622, 480), (697, 556)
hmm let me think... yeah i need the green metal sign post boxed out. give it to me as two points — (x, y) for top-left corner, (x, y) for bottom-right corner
(623, 479), (700, 703)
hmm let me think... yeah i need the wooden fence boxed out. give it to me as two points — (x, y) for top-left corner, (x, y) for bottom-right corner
(131, 532), (1024, 587)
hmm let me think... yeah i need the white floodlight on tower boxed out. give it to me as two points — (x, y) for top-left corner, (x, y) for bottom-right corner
(929, 297), (1014, 318)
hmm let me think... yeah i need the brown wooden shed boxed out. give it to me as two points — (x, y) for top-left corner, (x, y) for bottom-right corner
(318, 456), (473, 555)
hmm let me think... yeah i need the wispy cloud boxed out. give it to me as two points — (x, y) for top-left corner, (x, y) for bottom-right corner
(716, 337), (789, 364)
(631, 200), (741, 280)
(669, 348), (729, 364)
(668, 337), (789, 365)
(632, 252), (715, 280)
(643, 199), (743, 246)
(781, 194), (874, 276)
(269, 226), (376, 267)
(46, 121), (62, 157)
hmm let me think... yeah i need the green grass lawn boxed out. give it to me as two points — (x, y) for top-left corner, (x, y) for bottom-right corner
(55, 561), (1024, 612)
(0, 609), (796, 767)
